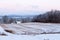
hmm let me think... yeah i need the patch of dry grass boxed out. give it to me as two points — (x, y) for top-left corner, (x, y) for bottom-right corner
(5, 29), (15, 34)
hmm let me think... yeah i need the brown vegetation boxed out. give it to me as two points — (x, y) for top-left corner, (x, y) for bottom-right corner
(5, 29), (15, 34)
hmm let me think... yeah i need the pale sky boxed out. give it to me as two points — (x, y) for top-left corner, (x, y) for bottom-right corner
(0, 0), (60, 15)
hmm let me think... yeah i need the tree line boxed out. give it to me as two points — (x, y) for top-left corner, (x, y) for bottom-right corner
(2, 16), (16, 24)
(32, 10), (60, 23)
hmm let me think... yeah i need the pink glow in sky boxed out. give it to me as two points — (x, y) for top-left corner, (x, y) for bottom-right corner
(0, 0), (60, 15)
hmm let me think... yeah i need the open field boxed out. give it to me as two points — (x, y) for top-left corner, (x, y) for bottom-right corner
(0, 34), (60, 40)
(0, 23), (60, 40)
(0, 22), (60, 35)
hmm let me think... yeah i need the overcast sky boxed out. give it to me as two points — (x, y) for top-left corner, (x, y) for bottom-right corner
(0, 0), (60, 15)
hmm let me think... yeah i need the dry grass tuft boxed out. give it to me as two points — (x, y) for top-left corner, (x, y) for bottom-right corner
(5, 29), (15, 34)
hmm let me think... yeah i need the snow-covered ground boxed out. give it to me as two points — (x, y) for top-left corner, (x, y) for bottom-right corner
(0, 23), (59, 34)
(0, 34), (60, 40)
(0, 23), (60, 40)
(0, 27), (59, 40)
(1, 23), (60, 35)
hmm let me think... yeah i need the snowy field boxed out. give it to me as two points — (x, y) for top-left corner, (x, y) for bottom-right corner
(0, 23), (60, 35)
(0, 34), (60, 40)
(0, 23), (60, 40)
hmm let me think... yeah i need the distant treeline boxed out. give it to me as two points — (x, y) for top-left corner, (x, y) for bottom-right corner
(2, 10), (60, 23)
(1, 16), (16, 24)
(32, 10), (60, 23)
